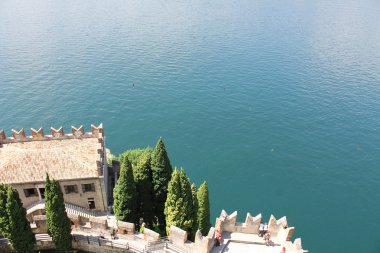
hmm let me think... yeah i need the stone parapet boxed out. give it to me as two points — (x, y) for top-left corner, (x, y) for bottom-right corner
(169, 225), (188, 245)
(168, 225), (216, 253)
(89, 216), (108, 231)
(282, 238), (309, 253)
(116, 220), (135, 235)
(268, 214), (288, 237)
(143, 228), (160, 241)
(194, 228), (215, 253)
(0, 124), (104, 144)
(214, 210), (308, 253)
(216, 210), (262, 234)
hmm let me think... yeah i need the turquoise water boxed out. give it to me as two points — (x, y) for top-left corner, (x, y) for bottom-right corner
(1, 0), (380, 252)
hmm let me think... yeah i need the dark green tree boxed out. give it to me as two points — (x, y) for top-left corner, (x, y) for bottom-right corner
(5, 186), (36, 253)
(45, 174), (72, 251)
(164, 168), (182, 235)
(151, 137), (172, 230)
(113, 156), (138, 222)
(133, 152), (154, 226)
(197, 181), (211, 235)
(190, 183), (199, 240)
(179, 169), (196, 239)
(0, 184), (9, 237)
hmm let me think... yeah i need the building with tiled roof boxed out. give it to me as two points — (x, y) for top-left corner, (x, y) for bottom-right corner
(0, 124), (109, 212)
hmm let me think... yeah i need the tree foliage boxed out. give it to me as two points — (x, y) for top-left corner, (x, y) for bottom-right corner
(0, 184), (9, 236)
(0, 184), (35, 253)
(45, 174), (72, 251)
(120, 147), (153, 167)
(197, 181), (211, 236)
(6, 187), (36, 253)
(151, 138), (172, 229)
(113, 138), (211, 239)
(164, 168), (182, 235)
(113, 156), (138, 222)
(133, 152), (154, 226)
(190, 183), (199, 240)
(179, 170), (196, 237)
(164, 168), (196, 238)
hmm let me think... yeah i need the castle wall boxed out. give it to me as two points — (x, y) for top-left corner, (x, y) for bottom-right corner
(168, 225), (216, 253)
(12, 178), (107, 212)
(215, 210), (308, 253)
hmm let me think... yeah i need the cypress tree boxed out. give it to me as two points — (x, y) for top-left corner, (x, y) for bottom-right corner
(151, 137), (172, 230)
(5, 186), (36, 253)
(113, 156), (137, 222)
(190, 183), (198, 240)
(179, 169), (195, 238)
(133, 152), (154, 226)
(0, 184), (9, 237)
(45, 174), (72, 251)
(197, 181), (211, 235)
(164, 168), (182, 235)
(164, 168), (197, 238)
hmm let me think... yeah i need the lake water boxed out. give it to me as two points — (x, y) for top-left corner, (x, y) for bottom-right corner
(1, 0), (380, 252)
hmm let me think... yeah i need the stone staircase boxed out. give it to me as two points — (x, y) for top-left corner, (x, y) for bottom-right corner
(35, 233), (52, 241)
(26, 200), (100, 219)
(64, 202), (96, 219)
(0, 238), (8, 246)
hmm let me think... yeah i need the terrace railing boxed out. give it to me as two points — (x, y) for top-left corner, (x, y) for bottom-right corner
(26, 200), (107, 218)
(72, 234), (147, 253)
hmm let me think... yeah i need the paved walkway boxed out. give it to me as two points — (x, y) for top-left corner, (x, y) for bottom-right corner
(210, 232), (281, 253)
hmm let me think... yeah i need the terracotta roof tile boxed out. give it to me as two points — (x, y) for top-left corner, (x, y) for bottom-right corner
(0, 138), (102, 184)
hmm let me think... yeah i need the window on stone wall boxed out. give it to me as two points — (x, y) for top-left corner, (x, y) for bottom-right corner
(64, 185), (78, 194)
(81, 183), (95, 193)
(24, 188), (38, 197)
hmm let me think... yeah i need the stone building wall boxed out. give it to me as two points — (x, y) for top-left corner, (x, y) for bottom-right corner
(12, 178), (107, 212)
(0, 123), (109, 212)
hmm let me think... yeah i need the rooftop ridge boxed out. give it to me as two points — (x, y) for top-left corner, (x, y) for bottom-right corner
(0, 124), (104, 145)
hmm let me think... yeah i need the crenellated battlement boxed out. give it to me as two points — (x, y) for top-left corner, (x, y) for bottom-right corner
(167, 210), (308, 253)
(168, 225), (216, 253)
(215, 210), (262, 234)
(214, 210), (308, 253)
(0, 124), (104, 145)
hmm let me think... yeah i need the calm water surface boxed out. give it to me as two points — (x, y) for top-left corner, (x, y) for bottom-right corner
(1, 0), (380, 252)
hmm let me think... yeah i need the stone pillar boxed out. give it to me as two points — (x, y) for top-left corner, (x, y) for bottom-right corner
(37, 187), (42, 200)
